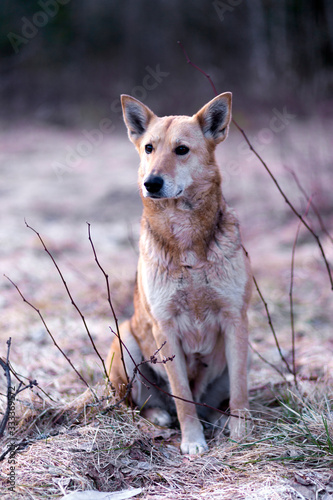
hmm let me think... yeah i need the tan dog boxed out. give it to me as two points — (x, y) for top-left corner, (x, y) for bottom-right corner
(107, 92), (252, 454)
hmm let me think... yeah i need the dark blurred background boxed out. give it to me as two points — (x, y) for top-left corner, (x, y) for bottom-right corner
(1, 0), (333, 126)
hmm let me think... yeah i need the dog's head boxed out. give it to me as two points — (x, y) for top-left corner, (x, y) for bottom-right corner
(121, 93), (232, 200)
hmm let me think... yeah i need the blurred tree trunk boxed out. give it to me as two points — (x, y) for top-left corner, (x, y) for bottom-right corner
(324, 0), (333, 51)
(246, 0), (271, 87)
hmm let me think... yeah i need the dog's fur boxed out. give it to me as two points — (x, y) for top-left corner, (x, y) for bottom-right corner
(106, 92), (252, 454)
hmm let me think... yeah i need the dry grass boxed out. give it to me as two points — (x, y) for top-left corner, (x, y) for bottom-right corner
(0, 377), (332, 499)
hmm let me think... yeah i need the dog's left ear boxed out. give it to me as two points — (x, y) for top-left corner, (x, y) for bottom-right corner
(195, 92), (232, 144)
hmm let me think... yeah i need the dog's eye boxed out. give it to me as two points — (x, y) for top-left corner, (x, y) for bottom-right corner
(145, 144), (153, 154)
(175, 145), (189, 156)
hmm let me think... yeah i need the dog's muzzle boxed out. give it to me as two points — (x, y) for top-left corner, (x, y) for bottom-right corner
(144, 175), (164, 197)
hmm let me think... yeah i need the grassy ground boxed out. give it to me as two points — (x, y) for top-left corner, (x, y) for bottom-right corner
(0, 112), (332, 499)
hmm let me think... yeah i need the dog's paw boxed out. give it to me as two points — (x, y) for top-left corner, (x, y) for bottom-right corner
(142, 407), (172, 427)
(228, 409), (252, 441)
(180, 437), (208, 455)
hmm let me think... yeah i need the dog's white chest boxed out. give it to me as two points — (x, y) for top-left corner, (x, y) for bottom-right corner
(142, 255), (246, 356)
(171, 270), (222, 354)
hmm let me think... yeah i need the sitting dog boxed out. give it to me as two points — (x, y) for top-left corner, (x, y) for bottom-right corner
(107, 92), (252, 454)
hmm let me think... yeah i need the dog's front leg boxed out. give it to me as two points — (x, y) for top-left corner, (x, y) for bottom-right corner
(225, 316), (251, 441)
(153, 325), (208, 455)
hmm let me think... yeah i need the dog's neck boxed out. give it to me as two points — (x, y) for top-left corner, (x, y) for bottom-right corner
(140, 179), (226, 266)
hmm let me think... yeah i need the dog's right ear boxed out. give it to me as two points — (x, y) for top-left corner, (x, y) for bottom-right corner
(121, 95), (155, 144)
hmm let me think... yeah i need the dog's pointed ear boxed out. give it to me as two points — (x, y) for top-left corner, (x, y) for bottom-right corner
(195, 92), (232, 144)
(121, 95), (155, 144)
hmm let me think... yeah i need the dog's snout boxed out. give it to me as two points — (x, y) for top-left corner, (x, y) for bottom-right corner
(144, 175), (164, 194)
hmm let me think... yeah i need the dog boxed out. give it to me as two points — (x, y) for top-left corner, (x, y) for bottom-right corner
(106, 92), (252, 455)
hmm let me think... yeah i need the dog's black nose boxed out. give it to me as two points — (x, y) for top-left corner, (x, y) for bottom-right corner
(144, 175), (164, 194)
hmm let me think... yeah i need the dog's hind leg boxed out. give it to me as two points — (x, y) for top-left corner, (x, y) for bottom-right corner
(196, 367), (230, 430)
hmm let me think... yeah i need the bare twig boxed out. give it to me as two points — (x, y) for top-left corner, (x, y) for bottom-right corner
(110, 338), (174, 409)
(0, 339), (38, 438)
(0, 339), (12, 438)
(24, 221), (109, 386)
(234, 123), (333, 289)
(252, 274), (293, 376)
(8, 364), (55, 403)
(289, 197), (312, 388)
(87, 222), (128, 386)
(284, 164), (333, 246)
(177, 41), (333, 290)
(248, 341), (289, 383)
(177, 41), (218, 96)
(4, 275), (97, 400)
(241, 245), (293, 375)
(109, 328), (246, 421)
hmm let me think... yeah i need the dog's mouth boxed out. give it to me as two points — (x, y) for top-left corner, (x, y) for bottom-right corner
(146, 193), (163, 199)
(145, 188), (183, 200)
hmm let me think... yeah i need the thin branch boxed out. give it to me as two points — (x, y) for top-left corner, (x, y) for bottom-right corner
(177, 41), (218, 96)
(0, 339), (12, 438)
(252, 273), (293, 375)
(234, 123), (332, 289)
(8, 363), (56, 403)
(110, 339), (174, 409)
(0, 437), (35, 462)
(4, 275), (97, 400)
(284, 164), (333, 246)
(248, 341), (289, 383)
(241, 245), (293, 375)
(289, 197), (312, 388)
(24, 221), (109, 386)
(177, 42), (333, 290)
(14, 380), (38, 396)
(87, 222), (128, 385)
(6, 337), (11, 365)
(109, 328), (247, 421)
(0, 339), (39, 438)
